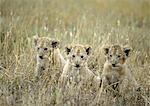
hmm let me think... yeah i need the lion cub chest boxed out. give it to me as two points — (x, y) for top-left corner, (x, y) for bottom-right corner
(66, 67), (90, 85)
(103, 62), (126, 81)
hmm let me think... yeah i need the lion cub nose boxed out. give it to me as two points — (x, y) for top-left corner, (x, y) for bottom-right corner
(75, 64), (80, 68)
(39, 56), (43, 59)
(112, 64), (116, 67)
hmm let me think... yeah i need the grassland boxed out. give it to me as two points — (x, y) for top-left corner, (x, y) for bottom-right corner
(0, 0), (150, 106)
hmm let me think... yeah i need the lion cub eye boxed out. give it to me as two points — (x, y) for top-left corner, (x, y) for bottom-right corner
(37, 47), (40, 50)
(117, 55), (121, 58)
(81, 55), (84, 58)
(72, 55), (75, 58)
(44, 48), (48, 51)
(109, 55), (112, 57)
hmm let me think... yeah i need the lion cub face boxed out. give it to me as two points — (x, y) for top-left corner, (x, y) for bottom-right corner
(33, 36), (59, 60)
(65, 44), (92, 69)
(103, 44), (131, 68)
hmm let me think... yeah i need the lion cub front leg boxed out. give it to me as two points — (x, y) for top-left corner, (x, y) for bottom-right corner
(119, 78), (129, 94)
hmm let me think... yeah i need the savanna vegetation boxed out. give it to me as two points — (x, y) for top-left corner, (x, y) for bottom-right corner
(0, 0), (150, 105)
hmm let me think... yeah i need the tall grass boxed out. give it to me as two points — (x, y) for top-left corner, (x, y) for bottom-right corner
(0, 0), (150, 105)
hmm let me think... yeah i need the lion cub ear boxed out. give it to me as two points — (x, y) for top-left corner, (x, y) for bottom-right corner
(103, 46), (110, 55)
(65, 45), (72, 55)
(33, 36), (39, 46)
(84, 45), (92, 55)
(123, 47), (131, 57)
(51, 40), (59, 48)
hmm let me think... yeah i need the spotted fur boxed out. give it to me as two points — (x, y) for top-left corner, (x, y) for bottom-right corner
(33, 36), (66, 79)
(99, 44), (139, 97)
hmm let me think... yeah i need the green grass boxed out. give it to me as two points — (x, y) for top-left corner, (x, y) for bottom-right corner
(0, 0), (150, 105)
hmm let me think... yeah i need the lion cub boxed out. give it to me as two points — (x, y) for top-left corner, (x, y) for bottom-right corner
(58, 44), (100, 105)
(33, 36), (66, 79)
(100, 44), (139, 95)
(60, 44), (99, 85)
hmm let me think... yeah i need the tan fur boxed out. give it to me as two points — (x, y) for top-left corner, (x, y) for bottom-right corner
(33, 36), (66, 79)
(92, 44), (139, 105)
(58, 44), (100, 105)
(60, 44), (99, 85)
(100, 44), (139, 95)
